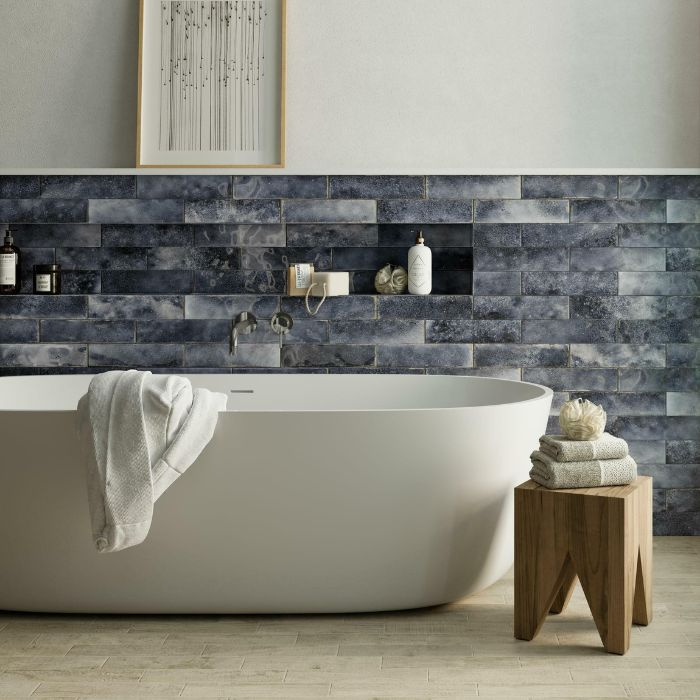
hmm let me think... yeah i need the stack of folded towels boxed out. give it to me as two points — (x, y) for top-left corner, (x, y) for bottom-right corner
(529, 432), (638, 489)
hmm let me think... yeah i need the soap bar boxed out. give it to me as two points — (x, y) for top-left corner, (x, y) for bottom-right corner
(287, 264), (314, 296)
(308, 271), (350, 297)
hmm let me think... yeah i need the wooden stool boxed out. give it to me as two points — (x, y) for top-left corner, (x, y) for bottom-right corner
(514, 476), (653, 655)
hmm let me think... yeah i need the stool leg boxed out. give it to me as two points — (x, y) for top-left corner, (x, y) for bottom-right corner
(633, 478), (653, 626)
(549, 561), (577, 614)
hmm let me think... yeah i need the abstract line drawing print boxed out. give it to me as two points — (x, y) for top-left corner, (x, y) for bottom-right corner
(159, 1), (267, 152)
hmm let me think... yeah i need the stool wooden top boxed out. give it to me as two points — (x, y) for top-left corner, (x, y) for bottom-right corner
(516, 476), (651, 499)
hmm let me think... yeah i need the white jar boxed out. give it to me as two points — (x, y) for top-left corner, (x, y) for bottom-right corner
(407, 231), (432, 295)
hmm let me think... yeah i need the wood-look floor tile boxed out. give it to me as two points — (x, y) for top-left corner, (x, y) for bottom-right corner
(102, 655), (244, 671)
(32, 680), (184, 696)
(181, 681), (331, 697)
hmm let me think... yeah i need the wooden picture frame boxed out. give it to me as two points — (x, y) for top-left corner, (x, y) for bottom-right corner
(137, 0), (286, 168)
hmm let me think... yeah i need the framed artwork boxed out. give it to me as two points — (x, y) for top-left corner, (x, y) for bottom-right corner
(137, 0), (285, 167)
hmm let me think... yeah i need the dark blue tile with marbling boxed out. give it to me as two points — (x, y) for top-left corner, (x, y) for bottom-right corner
(8, 224), (100, 248)
(61, 271), (101, 294)
(426, 367), (521, 379)
(330, 320), (423, 344)
(40, 320), (134, 342)
(280, 295), (375, 321)
(629, 441), (667, 465)
(426, 320), (520, 343)
(185, 200), (279, 224)
(137, 319), (230, 343)
(608, 416), (668, 440)
(41, 175), (136, 198)
(523, 272), (617, 295)
(234, 176), (327, 199)
(102, 270), (193, 294)
(667, 441), (700, 464)
(619, 368), (700, 392)
(349, 270), (471, 295)
(522, 368), (618, 391)
(667, 344), (700, 367)
(330, 176), (424, 199)
(472, 271), (521, 295)
(194, 224), (286, 247)
(193, 270), (285, 294)
(667, 490), (700, 513)
(0, 320), (38, 342)
(0, 343), (86, 367)
(329, 367), (424, 375)
(427, 176), (520, 199)
(635, 464), (700, 489)
(102, 224), (195, 247)
(619, 272), (699, 295)
(667, 296), (700, 319)
(89, 199), (183, 224)
(284, 200), (375, 223)
(474, 344), (568, 367)
(377, 344), (472, 367)
(185, 344), (279, 368)
(0, 295), (87, 319)
(377, 200), (471, 224)
(617, 319), (699, 343)
(475, 200), (568, 223)
(89, 343), (183, 367)
(0, 176), (40, 198)
(667, 248), (700, 271)
(474, 247), (568, 271)
(56, 247), (147, 270)
(18, 248), (54, 292)
(378, 295), (471, 320)
(334, 247), (472, 271)
(522, 319), (616, 343)
(573, 391), (665, 416)
(521, 223), (618, 247)
(241, 246), (331, 271)
(571, 200), (665, 223)
(571, 343), (665, 367)
(666, 417), (700, 439)
(378, 224), (471, 247)
(618, 224), (700, 247)
(281, 344), (374, 368)
(137, 175), (230, 199)
(472, 225), (521, 247)
(185, 295), (279, 319)
(522, 176), (617, 199)
(619, 176), (700, 199)
(88, 295), (184, 320)
(570, 295), (665, 319)
(570, 248), (665, 271)
(286, 224), (377, 247)
(474, 295), (568, 319)
(0, 199), (87, 223)
(147, 247), (241, 270)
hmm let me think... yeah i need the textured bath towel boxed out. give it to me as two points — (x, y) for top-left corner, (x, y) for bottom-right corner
(77, 370), (227, 552)
(539, 432), (629, 462)
(529, 450), (637, 489)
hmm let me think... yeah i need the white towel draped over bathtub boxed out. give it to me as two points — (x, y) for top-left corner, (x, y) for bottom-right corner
(77, 370), (227, 553)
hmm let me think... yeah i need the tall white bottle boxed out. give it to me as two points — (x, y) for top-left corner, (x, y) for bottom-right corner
(407, 230), (432, 295)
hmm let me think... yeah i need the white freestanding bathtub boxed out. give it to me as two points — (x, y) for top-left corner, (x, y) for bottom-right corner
(0, 374), (551, 614)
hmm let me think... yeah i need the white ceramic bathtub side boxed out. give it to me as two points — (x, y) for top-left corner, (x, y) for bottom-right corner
(0, 374), (551, 613)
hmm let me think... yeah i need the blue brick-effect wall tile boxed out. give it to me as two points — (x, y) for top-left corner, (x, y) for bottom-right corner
(0, 173), (697, 533)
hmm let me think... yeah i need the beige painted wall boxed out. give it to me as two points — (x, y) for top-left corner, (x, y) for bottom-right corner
(0, 0), (699, 171)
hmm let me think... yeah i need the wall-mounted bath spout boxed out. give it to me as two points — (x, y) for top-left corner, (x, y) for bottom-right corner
(270, 312), (293, 348)
(230, 312), (257, 355)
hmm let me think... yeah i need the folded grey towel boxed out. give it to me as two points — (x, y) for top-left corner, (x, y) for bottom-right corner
(529, 450), (637, 489)
(539, 432), (629, 462)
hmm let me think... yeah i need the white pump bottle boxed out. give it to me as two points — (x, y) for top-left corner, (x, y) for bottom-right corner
(407, 230), (432, 295)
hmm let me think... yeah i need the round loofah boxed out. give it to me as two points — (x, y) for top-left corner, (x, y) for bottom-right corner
(375, 264), (408, 294)
(559, 398), (607, 441)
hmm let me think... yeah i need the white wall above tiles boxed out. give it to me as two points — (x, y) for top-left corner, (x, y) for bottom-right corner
(0, 0), (699, 172)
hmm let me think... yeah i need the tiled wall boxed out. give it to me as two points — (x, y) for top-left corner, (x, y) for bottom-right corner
(0, 174), (698, 533)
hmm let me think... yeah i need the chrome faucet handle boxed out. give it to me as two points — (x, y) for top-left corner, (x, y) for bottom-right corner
(270, 312), (293, 348)
(230, 311), (258, 355)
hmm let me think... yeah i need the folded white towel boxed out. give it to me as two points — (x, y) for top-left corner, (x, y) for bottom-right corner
(77, 370), (227, 552)
(529, 450), (637, 490)
(539, 432), (629, 462)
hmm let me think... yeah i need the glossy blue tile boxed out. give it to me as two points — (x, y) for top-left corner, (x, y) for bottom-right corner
(378, 224), (471, 247)
(619, 272), (699, 295)
(617, 320), (699, 343)
(40, 320), (134, 342)
(667, 441), (700, 464)
(102, 224), (195, 247)
(102, 270), (193, 294)
(378, 295), (472, 320)
(241, 247), (331, 271)
(0, 199), (87, 223)
(286, 224), (377, 247)
(521, 223), (618, 247)
(573, 391), (665, 416)
(330, 176), (424, 199)
(474, 247), (568, 271)
(0, 320), (38, 342)
(147, 247), (241, 270)
(473, 295), (568, 319)
(137, 176), (230, 199)
(88, 295), (184, 320)
(280, 295), (375, 320)
(349, 270), (471, 295)
(619, 368), (700, 392)
(377, 200), (471, 223)
(281, 344), (374, 368)
(0, 343), (86, 367)
(522, 368), (618, 391)
(234, 176), (327, 199)
(522, 176), (617, 199)
(667, 344), (700, 367)
(194, 224), (286, 247)
(668, 392), (700, 416)
(664, 296), (699, 319)
(474, 344), (568, 367)
(472, 272), (521, 295)
(137, 320), (230, 343)
(523, 272), (617, 295)
(570, 200), (665, 223)
(426, 320), (520, 343)
(377, 344), (472, 367)
(284, 200), (376, 223)
(333, 247), (472, 272)
(185, 295), (280, 319)
(0, 296), (87, 319)
(89, 199), (183, 224)
(186, 344), (280, 368)
(426, 367), (521, 379)
(427, 176), (520, 199)
(619, 176), (700, 199)
(56, 247), (147, 270)
(89, 343), (183, 368)
(570, 295), (665, 319)
(0, 176), (40, 198)
(41, 176), (136, 198)
(571, 343), (665, 368)
(618, 224), (700, 247)
(570, 248), (665, 271)
(522, 319), (616, 343)
(185, 200), (279, 224)
(61, 271), (101, 294)
(666, 490), (700, 514)
(474, 200), (568, 223)
(667, 247), (700, 271)
(330, 320), (423, 344)
(472, 225), (521, 247)
(194, 270), (286, 293)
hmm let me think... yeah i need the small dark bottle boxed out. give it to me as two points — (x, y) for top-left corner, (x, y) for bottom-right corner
(33, 264), (62, 295)
(0, 229), (21, 294)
